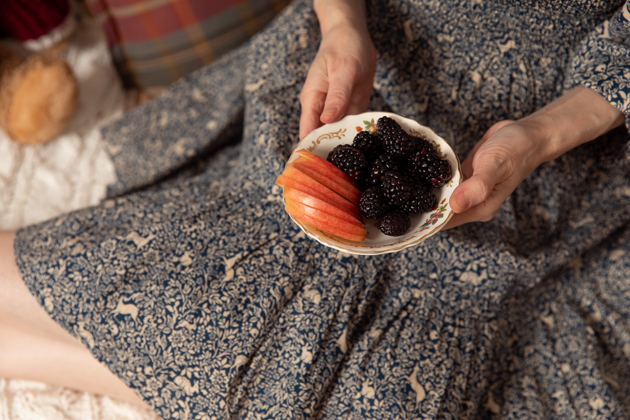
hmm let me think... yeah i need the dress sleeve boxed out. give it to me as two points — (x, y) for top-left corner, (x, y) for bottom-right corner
(566, 1), (630, 129)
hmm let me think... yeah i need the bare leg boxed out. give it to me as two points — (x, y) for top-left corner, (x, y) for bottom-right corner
(0, 231), (150, 409)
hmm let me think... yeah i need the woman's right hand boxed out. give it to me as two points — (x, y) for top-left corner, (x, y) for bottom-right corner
(299, 1), (376, 140)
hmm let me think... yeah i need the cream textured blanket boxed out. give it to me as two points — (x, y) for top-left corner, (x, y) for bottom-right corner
(0, 379), (157, 420)
(0, 14), (157, 420)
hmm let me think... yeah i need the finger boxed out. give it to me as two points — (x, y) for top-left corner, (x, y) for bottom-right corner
(449, 164), (500, 214)
(443, 182), (512, 229)
(460, 155), (473, 180)
(346, 84), (374, 117)
(443, 200), (494, 230)
(346, 97), (370, 118)
(320, 65), (357, 124)
(460, 140), (485, 180)
(299, 87), (327, 139)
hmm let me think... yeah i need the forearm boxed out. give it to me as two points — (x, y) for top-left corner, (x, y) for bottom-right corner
(525, 86), (625, 163)
(314, 0), (368, 35)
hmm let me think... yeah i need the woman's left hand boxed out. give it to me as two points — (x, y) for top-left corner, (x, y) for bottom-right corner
(444, 119), (543, 229)
(445, 86), (625, 229)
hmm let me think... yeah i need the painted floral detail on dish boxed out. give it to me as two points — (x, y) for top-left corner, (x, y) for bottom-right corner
(419, 198), (449, 232)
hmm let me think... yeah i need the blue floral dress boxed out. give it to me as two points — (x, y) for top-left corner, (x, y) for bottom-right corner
(14, 0), (630, 418)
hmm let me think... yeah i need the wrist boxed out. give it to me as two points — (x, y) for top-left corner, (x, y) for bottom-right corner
(521, 86), (625, 163)
(315, 0), (368, 37)
(518, 112), (563, 164)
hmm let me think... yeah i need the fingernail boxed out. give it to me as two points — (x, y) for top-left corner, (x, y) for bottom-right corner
(452, 193), (469, 213)
(321, 107), (337, 117)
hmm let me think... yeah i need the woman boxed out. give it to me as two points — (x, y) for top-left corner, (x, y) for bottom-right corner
(2, 0), (630, 418)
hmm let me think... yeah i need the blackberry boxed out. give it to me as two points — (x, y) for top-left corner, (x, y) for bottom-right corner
(401, 184), (436, 214)
(366, 153), (406, 188)
(378, 210), (411, 236)
(409, 145), (452, 187)
(327, 145), (368, 182)
(376, 116), (417, 157)
(359, 187), (390, 219)
(408, 135), (434, 156)
(353, 131), (384, 161)
(376, 116), (403, 137)
(381, 171), (413, 206)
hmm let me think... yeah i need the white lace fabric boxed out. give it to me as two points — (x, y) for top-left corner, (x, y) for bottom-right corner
(0, 379), (158, 420)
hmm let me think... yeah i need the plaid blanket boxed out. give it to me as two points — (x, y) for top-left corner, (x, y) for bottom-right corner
(85, 0), (289, 88)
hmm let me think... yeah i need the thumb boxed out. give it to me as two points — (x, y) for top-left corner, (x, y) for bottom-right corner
(449, 165), (498, 214)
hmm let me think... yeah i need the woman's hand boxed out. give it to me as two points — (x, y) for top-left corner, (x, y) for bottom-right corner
(445, 86), (625, 229)
(299, 0), (377, 140)
(445, 119), (542, 229)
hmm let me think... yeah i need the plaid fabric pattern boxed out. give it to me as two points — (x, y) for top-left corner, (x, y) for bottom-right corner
(85, 0), (290, 88)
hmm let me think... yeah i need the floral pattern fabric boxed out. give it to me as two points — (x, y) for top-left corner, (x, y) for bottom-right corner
(14, 0), (630, 419)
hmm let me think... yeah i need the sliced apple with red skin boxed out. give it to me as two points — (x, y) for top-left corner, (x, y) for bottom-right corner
(291, 153), (361, 198)
(285, 200), (366, 237)
(275, 170), (361, 218)
(295, 149), (358, 188)
(283, 188), (363, 227)
(298, 219), (367, 243)
(288, 158), (360, 204)
(285, 201), (366, 242)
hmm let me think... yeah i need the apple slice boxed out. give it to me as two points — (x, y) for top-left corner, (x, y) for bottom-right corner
(285, 201), (366, 236)
(285, 202), (366, 242)
(291, 154), (361, 198)
(295, 149), (358, 188)
(275, 170), (361, 218)
(288, 159), (360, 204)
(283, 188), (363, 227)
(299, 219), (367, 243)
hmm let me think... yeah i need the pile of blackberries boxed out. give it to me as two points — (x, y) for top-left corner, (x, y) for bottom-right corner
(327, 116), (452, 236)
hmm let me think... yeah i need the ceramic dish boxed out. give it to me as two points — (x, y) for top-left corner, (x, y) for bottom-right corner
(286, 111), (462, 255)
